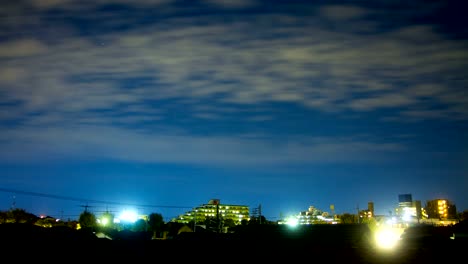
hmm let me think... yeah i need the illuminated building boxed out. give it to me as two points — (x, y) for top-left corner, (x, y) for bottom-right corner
(172, 199), (250, 226)
(279, 205), (336, 225)
(297, 206), (323, 224)
(368, 202), (374, 217)
(359, 202), (374, 219)
(425, 199), (457, 220)
(395, 194), (422, 223)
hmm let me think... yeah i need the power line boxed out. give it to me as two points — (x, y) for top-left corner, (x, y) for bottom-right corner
(0, 187), (193, 209)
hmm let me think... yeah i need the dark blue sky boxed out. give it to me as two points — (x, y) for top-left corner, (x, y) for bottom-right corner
(1, 0), (467, 221)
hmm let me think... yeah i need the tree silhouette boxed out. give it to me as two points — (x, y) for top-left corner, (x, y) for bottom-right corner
(79, 210), (97, 231)
(8, 208), (38, 224)
(132, 219), (147, 232)
(0, 210), (8, 224)
(223, 218), (236, 231)
(249, 215), (267, 225)
(148, 212), (164, 238)
(339, 213), (358, 224)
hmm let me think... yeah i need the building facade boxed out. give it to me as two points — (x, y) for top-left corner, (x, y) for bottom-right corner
(425, 199), (457, 220)
(395, 194), (423, 223)
(171, 199), (250, 226)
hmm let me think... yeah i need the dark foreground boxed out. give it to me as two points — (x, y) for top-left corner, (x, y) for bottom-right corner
(1, 223), (467, 263)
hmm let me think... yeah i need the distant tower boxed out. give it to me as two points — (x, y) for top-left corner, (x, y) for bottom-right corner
(368, 202), (374, 217)
(330, 204), (335, 216)
(398, 194), (413, 207)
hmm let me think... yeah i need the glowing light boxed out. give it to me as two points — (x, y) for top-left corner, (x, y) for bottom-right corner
(402, 208), (414, 222)
(375, 228), (400, 250)
(386, 217), (398, 226)
(101, 217), (109, 226)
(119, 210), (138, 223)
(286, 217), (299, 227)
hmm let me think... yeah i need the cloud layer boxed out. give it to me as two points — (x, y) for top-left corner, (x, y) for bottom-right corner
(0, 0), (467, 166)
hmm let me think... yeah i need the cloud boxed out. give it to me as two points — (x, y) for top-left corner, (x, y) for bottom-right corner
(349, 93), (414, 111)
(202, 0), (256, 9)
(1, 8), (466, 121)
(28, 0), (173, 10)
(0, 67), (25, 82)
(319, 5), (368, 21)
(28, 0), (74, 9)
(0, 39), (48, 58)
(0, 0), (467, 166)
(0, 125), (405, 166)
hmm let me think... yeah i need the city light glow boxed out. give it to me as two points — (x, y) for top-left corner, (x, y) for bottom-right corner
(118, 210), (138, 223)
(286, 217), (299, 227)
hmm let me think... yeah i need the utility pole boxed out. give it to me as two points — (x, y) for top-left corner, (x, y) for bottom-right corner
(259, 204), (262, 224)
(252, 204), (262, 224)
(80, 203), (93, 213)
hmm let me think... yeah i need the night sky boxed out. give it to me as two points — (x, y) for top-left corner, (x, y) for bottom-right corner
(1, 0), (467, 221)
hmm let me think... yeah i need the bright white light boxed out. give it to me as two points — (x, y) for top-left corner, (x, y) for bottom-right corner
(101, 217), (109, 226)
(402, 207), (416, 222)
(119, 210), (138, 223)
(286, 217), (298, 227)
(375, 228), (400, 250)
(386, 217), (398, 225)
(402, 214), (412, 222)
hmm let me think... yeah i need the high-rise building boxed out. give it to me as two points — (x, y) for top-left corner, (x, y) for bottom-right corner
(398, 194), (413, 207)
(395, 194), (423, 223)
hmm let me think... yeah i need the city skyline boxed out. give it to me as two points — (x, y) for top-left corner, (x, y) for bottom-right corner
(1, 1), (467, 220)
(0, 187), (463, 221)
